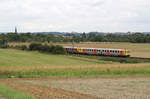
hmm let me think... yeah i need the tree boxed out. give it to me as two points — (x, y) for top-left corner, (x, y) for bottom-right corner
(0, 39), (8, 48)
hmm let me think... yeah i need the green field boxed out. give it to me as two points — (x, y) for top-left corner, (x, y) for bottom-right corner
(0, 49), (106, 67)
(0, 48), (150, 78)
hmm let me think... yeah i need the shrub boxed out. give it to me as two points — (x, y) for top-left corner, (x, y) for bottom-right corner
(52, 45), (66, 54)
(29, 43), (43, 51)
(40, 44), (50, 52)
(28, 43), (65, 54)
(20, 45), (28, 50)
(13, 45), (28, 50)
(0, 39), (8, 48)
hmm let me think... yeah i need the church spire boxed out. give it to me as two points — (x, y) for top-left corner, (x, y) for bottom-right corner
(15, 27), (17, 33)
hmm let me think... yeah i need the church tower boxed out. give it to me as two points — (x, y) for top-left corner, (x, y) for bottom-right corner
(15, 27), (17, 33)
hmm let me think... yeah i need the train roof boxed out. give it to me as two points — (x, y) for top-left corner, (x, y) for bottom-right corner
(64, 46), (128, 51)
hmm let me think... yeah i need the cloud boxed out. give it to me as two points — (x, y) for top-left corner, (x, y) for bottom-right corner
(0, 0), (149, 32)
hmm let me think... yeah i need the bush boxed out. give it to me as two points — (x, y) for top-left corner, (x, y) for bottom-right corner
(0, 39), (8, 48)
(52, 45), (66, 54)
(29, 43), (43, 51)
(0, 44), (8, 48)
(28, 43), (65, 54)
(20, 45), (28, 50)
(13, 45), (28, 50)
(40, 44), (50, 52)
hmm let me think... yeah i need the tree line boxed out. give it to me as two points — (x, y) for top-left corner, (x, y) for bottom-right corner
(0, 32), (150, 43)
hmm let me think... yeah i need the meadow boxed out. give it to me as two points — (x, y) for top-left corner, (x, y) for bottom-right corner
(0, 47), (150, 78)
(0, 42), (150, 99)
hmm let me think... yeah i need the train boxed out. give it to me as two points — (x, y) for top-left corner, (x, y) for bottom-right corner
(64, 46), (131, 57)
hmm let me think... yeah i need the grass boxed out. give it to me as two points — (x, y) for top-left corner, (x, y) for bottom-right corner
(0, 48), (150, 78)
(0, 63), (150, 78)
(0, 83), (35, 99)
(0, 49), (106, 67)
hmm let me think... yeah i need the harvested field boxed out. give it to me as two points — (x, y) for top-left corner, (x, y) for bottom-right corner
(1, 77), (150, 99)
(0, 79), (101, 99)
(21, 77), (150, 99)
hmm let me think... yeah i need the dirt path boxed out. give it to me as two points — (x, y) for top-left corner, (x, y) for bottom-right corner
(0, 79), (102, 99)
(0, 97), (4, 99)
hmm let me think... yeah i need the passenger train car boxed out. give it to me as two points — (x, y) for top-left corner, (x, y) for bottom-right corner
(64, 47), (131, 57)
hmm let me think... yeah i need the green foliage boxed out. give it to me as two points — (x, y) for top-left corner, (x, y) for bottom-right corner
(13, 45), (28, 50)
(0, 83), (35, 99)
(28, 43), (65, 54)
(0, 32), (150, 43)
(52, 45), (66, 54)
(0, 39), (8, 48)
(29, 43), (43, 51)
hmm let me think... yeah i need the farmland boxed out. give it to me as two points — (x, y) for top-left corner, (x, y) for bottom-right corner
(9, 42), (150, 58)
(0, 42), (150, 99)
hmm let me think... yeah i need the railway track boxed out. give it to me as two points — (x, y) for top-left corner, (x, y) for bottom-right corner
(128, 57), (150, 61)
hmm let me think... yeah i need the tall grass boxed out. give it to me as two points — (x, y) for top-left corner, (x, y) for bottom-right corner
(0, 64), (150, 78)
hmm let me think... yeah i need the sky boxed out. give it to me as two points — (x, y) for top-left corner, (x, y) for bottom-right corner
(0, 0), (150, 32)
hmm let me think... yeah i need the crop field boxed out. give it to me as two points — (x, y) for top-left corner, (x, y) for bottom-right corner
(1, 42), (150, 99)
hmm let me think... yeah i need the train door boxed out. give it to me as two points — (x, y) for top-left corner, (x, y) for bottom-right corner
(93, 49), (97, 55)
(106, 51), (110, 56)
(120, 51), (123, 56)
(66, 48), (68, 53)
(83, 49), (85, 54)
(75, 49), (77, 54)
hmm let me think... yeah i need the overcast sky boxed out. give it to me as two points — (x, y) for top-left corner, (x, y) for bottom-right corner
(0, 0), (150, 32)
